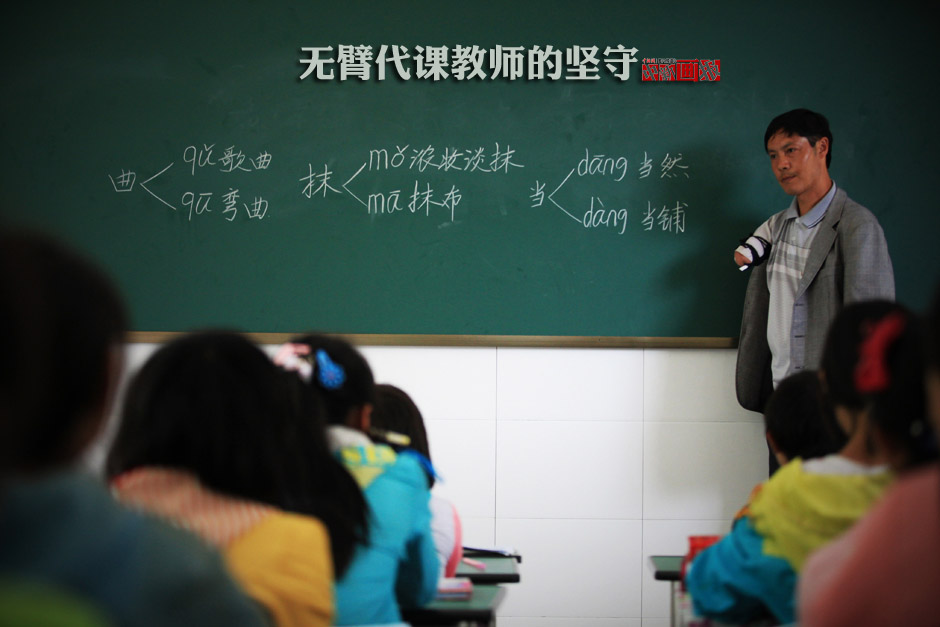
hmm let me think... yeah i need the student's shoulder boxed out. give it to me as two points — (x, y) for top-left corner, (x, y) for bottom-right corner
(2, 472), (266, 626)
(226, 511), (334, 625)
(388, 449), (434, 488)
(859, 465), (940, 534)
(233, 509), (330, 558)
(112, 508), (268, 624)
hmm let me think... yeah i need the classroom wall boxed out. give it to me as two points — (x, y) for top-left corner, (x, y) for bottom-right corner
(93, 343), (767, 627)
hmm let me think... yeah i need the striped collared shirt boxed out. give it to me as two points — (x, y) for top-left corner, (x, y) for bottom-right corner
(767, 183), (837, 387)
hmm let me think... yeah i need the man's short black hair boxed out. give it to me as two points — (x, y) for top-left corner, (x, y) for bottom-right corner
(764, 108), (833, 168)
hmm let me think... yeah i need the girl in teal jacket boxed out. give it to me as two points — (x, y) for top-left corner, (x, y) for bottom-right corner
(275, 336), (439, 625)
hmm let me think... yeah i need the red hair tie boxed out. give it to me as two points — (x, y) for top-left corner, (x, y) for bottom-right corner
(854, 312), (906, 393)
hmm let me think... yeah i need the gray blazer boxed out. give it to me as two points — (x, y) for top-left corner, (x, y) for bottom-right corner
(735, 188), (895, 412)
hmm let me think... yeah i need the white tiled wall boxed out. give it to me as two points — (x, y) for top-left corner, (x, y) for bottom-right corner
(97, 343), (767, 627)
(367, 345), (766, 626)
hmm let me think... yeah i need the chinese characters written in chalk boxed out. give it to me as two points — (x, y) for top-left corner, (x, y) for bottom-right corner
(109, 143), (273, 222)
(533, 148), (692, 236)
(299, 45), (639, 82)
(303, 142), (523, 223)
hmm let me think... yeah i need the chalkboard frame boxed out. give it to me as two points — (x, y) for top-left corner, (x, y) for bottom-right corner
(128, 332), (736, 348)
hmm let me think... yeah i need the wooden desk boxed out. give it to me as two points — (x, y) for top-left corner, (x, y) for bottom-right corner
(402, 584), (506, 626)
(456, 555), (521, 584)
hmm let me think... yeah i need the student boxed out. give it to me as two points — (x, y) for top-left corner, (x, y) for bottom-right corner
(274, 336), (439, 626)
(686, 300), (903, 625)
(763, 370), (846, 467)
(0, 230), (266, 627)
(372, 383), (463, 577)
(107, 331), (369, 627)
(798, 294), (940, 626)
(731, 370), (847, 525)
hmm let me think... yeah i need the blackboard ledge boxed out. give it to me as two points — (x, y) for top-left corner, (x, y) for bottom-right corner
(128, 332), (736, 349)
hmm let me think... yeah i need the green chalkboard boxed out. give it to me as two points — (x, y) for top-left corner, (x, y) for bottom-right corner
(2, 2), (937, 338)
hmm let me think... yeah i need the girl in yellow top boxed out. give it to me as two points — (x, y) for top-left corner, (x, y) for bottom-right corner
(686, 301), (921, 624)
(107, 332), (369, 627)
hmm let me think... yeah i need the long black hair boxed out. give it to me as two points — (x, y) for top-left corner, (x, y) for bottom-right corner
(821, 300), (935, 470)
(106, 331), (368, 575)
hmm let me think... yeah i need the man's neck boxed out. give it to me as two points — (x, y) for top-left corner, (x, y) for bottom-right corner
(796, 177), (833, 216)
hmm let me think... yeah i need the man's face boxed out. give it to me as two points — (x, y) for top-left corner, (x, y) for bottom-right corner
(765, 131), (829, 198)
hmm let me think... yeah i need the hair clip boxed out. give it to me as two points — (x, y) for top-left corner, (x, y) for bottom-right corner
(855, 312), (906, 393)
(273, 343), (313, 382)
(369, 427), (411, 448)
(315, 349), (346, 390)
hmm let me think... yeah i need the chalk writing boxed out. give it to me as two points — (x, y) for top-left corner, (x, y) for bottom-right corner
(582, 196), (628, 235)
(252, 151), (273, 170)
(111, 141), (692, 237)
(638, 152), (653, 179)
(245, 197), (269, 220)
(577, 149), (628, 181)
(219, 146), (252, 173)
(109, 170), (136, 192)
(337, 142), (522, 223)
(544, 148), (692, 236)
(184, 144), (216, 175)
(139, 163), (177, 211)
(530, 180), (545, 207)
(111, 142), (273, 223)
(300, 164), (341, 199)
(222, 188), (239, 221)
(184, 143), (272, 176)
(643, 201), (687, 233)
(182, 191), (212, 221)
(660, 153), (688, 179)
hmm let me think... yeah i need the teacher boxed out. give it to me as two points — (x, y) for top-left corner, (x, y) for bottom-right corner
(735, 109), (895, 420)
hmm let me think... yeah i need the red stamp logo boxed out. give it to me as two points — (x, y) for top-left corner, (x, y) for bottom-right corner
(641, 58), (720, 82)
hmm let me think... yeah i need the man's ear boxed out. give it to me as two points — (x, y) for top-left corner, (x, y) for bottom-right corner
(815, 136), (830, 160)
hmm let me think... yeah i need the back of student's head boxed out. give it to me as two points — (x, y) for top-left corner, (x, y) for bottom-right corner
(107, 331), (302, 499)
(821, 299), (934, 470)
(820, 300), (900, 412)
(372, 383), (434, 486)
(106, 330), (368, 574)
(853, 306), (935, 469)
(287, 334), (375, 425)
(763, 370), (845, 463)
(0, 229), (127, 475)
(372, 384), (431, 459)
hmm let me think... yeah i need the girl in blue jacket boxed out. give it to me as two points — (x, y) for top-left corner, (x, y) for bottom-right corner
(275, 335), (439, 625)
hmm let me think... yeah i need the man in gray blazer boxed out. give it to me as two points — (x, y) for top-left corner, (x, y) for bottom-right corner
(735, 109), (895, 418)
